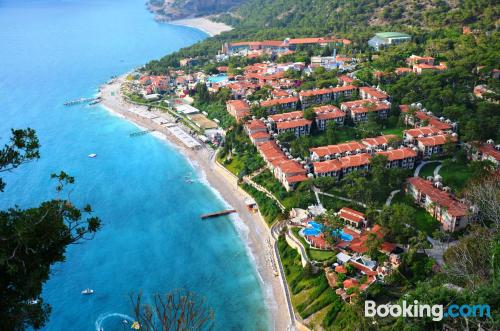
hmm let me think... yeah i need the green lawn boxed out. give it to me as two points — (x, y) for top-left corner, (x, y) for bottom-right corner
(291, 228), (337, 262)
(381, 126), (404, 137)
(418, 162), (440, 178)
(277, 237), (340, 325)
(412, 207), (439, 235)
(439, 161), (475, 193)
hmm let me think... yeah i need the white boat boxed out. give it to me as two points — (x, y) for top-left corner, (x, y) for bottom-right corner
(28, 299), (39, 305)
(81, 288), (94, 295)
(88, 153), (97, 158)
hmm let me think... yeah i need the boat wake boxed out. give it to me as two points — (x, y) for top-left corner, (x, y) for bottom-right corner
(95, 313), (135, 331)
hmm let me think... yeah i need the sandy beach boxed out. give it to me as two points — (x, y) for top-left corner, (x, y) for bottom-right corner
(168, 17), (233, 37)
(98, 76), (292, 330)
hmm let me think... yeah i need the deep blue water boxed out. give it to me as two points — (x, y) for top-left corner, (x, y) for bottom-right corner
(0, 0), (269, 330)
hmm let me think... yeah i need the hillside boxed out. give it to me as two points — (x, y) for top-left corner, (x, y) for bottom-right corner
(215, 0), (499, 32)
(147, 0), (245, 21)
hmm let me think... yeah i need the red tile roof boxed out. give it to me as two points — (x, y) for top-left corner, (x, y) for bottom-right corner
(404, 126), (442, 138)
(250, 131), (270, 139)
(376, 147), (417, 161)
(359, 86), (388, 100)
(361, 134), (399, 147)
(245, 119), (267, 131)
(260, 96), (299, 108)
(339, 207), (365, 223)
(314, 154), (372, 173)
(286, 174), (309, 184)
(269, 110), (304, 122)
(417, 134), (453, 147)
(310, 141), (366, 157)
(407, 177), (468, 217)
(276, 119), (312, 130)
(338, 75), (354, 83)
(313, 159), (342, 173)
(335, 265), (347, 273)
(227, 99), (250, 112)
(478, 143), (500, 161)
(299, 85), (357, 97)
(341, 99), (390, 114)
(313, 105), (345, 120)
(343, 278), (359, 289)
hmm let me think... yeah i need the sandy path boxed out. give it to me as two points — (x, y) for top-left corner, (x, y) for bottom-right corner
(98, 77), (292, 330)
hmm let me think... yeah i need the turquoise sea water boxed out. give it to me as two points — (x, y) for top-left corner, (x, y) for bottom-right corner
(0, 0), (269, 330)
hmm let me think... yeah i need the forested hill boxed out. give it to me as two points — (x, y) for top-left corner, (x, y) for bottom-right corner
(216, 0), (499, 32)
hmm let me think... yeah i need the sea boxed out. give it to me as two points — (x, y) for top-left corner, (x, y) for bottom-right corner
(0, 0), (269, 330)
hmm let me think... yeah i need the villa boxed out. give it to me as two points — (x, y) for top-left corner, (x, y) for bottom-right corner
(299, 85), (357, 109)
(416, 134), (457, 158)
(338, 207), (366, 229)
(313, 105), (346, 130)
(226, 99), (251, 122)
(340, 99), (391, 122)
(268, 111), (312, 137)
(406, 177), (470, 232)
(403, 126), (443, 143)
(406, 55), (435, 66)
(361, 134), (399, 150)
(310, 141), (366, 161)
(260, 96), (299, 114)
(377, 147), (418, 169)
(413, 63), (447, 75)
(468, 140), (500, 168)
(359, 87), (389, 101)
(399, 105), (455, 132)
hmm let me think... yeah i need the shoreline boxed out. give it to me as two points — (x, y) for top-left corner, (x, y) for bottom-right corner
(167, 17), (233, 37)
(98, 76), (292, 330)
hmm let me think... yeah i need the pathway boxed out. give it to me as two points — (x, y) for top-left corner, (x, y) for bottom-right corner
(434, 164), (443, 177)
(414, 160), (442, 177)
(385, 189), (401, 206)
(313, 187), (368, 208)
(243, 176), (286, 212)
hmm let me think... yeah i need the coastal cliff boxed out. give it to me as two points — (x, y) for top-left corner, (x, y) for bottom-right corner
(147, 0), (245, 21)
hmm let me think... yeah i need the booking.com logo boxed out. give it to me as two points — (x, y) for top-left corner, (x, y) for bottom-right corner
(365, 300), (491, 321)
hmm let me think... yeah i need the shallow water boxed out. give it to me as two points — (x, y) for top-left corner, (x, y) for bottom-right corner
(0, 0), (269, 330)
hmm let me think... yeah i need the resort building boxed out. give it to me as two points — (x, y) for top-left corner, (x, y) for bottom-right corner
(468, 140), (500, 168)
(259, 96), (299, 114)
(399, 105), (455, 132)
(395, 67), (414, 76)
(403, 126), (443, 143)
(416, 134), (456, 158)
(340, 99), (391, 122)
(313, 105), (346, 130)
(275, 160), (309, 191)
(249, 131), (271, 145)
(338, 207), (366, 229)
(313, 153), (372, 179)
(412, 62), (447, 75)
(361, 134), (399, 150)
(226, 100), (251, 122)
(406, 55), (435, 66)
(338, 75), (355, 86)
(368, 32), (411, 50)
(299, 85), (357, 109)
(268, 111), (312, 137)
(310, 141), (367, 161)
(222, 37), (351, 56)
(406, 177), (470, 232)
(377, 147), (417, 169)
(244, 119), (267, 136)
(359, 86), (389, 101)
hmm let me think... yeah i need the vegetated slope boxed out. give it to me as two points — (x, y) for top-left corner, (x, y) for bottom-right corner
(215, 0), (498, 32)
(148, 0), (245, 21)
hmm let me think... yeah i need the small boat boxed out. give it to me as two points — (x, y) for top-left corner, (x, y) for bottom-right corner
(88, 153), (97, 158)
(81, 288), (94, 295)
(185, 179), (194, 184)
(28, 299), (39, 305)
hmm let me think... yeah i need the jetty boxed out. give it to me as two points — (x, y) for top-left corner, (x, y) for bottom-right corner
(64, 97), (101, 106)
(200, 209), (236, 219)
(129, 129), (154, 137)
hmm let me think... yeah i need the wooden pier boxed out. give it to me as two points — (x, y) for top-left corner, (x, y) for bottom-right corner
(200, 209), (237, 220)
(64, 97), (101, 106)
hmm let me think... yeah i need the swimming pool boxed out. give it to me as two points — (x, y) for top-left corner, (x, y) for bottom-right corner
(302, 221), (323, 237)
(208, 74), (228, 83)
(333, 229), (353, 241)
